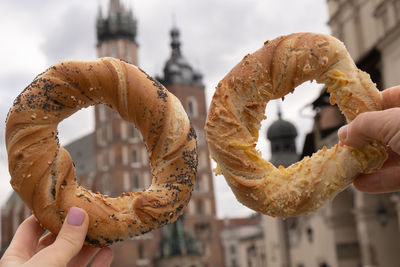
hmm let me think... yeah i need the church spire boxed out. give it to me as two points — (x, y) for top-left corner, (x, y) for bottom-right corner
(266, 103), (298, 167)
(170, 26), (182, 59)
(96, 0), (137, 43)
(158, 24), (203, 87)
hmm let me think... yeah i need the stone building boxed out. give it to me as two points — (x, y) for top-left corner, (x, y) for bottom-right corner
(261, 1), (400, 266)
(263, 107), (298, 267)
(219, 214), (266, 267)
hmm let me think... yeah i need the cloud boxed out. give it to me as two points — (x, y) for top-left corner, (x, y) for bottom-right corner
(39, 4), (97, 65)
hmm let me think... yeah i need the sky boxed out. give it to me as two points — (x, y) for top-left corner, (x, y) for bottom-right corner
(0, 0), (331, 218)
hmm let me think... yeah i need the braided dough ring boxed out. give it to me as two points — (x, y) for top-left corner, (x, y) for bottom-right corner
(6, 57), (197, 247)
(205, 33), (387, 218)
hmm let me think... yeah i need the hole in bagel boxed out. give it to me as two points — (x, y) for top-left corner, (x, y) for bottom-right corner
(258, 81), (344, 166)
(59, 108), (156, 198)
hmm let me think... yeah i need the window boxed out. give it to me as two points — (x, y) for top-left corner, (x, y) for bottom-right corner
(132, 148), (138, 163)
(201, 174), (210, 192)
(98, 104), (106, 122)
(188, 200), (195, 215)
(133, 172), (140, 189)
(197, 200), (203, 214)
(129, 125), (137, 140)
(306, 227), (313, 243)
(96, 127), (107, 147)
(143, 173), (151, 188)
(123, 172), (130, 191)
(138, 243), (144, 259)
(107, 123), (113, 141)
(120, 121), (128, 140)
(109, 148), (115, 166)
(187, 97), (198, 117)
(110, 42), (117, 58)
(204, 199), (212, 215)
(199, 151), (208, 169)
(101, 174), (112, 195)
(195, 178), (201, 192)
(122, 146), (129, 165)
(126, 42), (131, 63)
(97, 150), (108, 170)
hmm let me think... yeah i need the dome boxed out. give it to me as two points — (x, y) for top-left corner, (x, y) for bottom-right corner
(160, 25), (204, 87)
(267, 117), (297, 140)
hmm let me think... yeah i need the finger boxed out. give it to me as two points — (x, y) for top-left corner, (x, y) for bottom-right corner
(36, 232), (57, 252)
(2, 215), (45, 263)
(338, 108), (400, 154)
(382, 86), (400, 109)
(354, 149), (400, 193)
(30, 207), (89, 267)
(91, 247), (114, 267)
(353, 165), (400, 193)
(67, 245), (100, 267)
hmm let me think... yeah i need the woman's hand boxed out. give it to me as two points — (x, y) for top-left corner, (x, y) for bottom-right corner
(0, 207), (113, 267)
(338, 86), (400, 193)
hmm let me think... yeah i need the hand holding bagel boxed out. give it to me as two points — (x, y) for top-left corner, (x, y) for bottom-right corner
(338, 86), (400, 193)
(205, 32), (388, 218)
(0, 207), (113, 267)
(5, 58), (198, 247)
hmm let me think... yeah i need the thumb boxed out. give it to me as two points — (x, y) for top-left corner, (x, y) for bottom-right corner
(338, 108), (400, 154)
(31, 207), (89, 267)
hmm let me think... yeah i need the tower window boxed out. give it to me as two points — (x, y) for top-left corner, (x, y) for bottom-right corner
(126, 42), (131, 63)
(187, 97), (198, 117)
(110, 42), (117, 58)
(197, 200), (203, 215)
(133, 172), (140, 189)
(307, 227), (313, 243)
(132, 148), (138, 163)
(129, 125), (136, 139)
(138, 243), (144, 259)
(123, 172), (130, 191)
(98, 104), (106, 122)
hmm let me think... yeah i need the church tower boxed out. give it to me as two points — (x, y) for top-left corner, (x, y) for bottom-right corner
(94, 1), (160, 266)
(263, 106), (298, 267)
(157, 25), (225, 267)
(96, 0), (138, 64)
(266, 105), (298, 168)
(94, 0), (148, 202)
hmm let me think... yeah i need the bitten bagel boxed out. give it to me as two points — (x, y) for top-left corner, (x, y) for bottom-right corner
(205, 32), (387, 218)
(6, 57), (197, 247)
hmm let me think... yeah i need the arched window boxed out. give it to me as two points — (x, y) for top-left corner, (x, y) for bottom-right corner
(129, 125), (137, 140)
(110, 42), (117, 58)
(98, 104), (106, 122)
(187, 97), (198, 117)
(138, 243), (144, 259)
(132, 148), (138, 163)
(133, 172), (140, 189)
(123, 172), (130, 191)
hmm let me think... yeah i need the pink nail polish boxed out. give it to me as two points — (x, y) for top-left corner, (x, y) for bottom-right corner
(67, 207), (85, 226)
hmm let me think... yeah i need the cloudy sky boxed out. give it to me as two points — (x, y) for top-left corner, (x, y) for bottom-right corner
(0, 0), (331, 218)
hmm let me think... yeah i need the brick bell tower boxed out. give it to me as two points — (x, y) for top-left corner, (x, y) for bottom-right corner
(156, 25), (224, 266)
(95, 1), (159, 266)
(94, 1), (224, 266)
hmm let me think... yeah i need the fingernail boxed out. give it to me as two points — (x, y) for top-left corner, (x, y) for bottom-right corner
(338, 125), (348, 141)
(67, 207), (85, 226)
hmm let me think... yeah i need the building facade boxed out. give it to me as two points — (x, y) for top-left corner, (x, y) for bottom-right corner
(261, 1), (400, 266)
(219, 214), (266, 267)
(94, 1), (223, 266)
